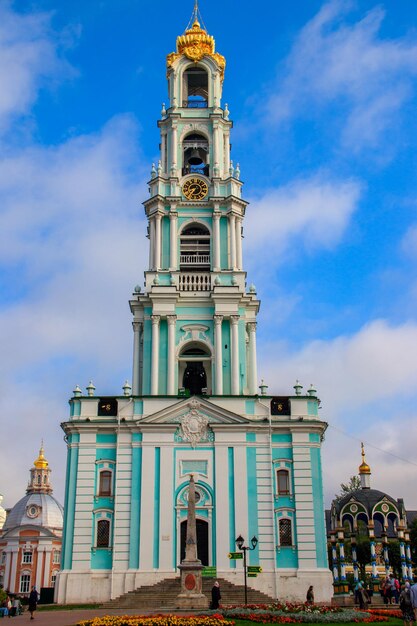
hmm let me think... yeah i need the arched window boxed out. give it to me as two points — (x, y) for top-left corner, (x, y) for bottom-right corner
(279, 518), (293, 546)
(183, 67), (208, 108)
(180, 223), (210, 269)
(51, 571), (58, 586)
(96, 519), (110, 547)
(277, 469), (290, 495)
(37, 474), (41, 484)
(19, 573), (31, 593)
(99, 470), (112, 496)
(182, 133), (209, 176)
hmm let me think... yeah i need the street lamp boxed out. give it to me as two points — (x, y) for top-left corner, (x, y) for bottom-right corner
(235, 534), (258, 605)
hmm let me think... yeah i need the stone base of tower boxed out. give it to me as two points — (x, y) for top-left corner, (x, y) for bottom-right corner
(55, 568), (333, 605)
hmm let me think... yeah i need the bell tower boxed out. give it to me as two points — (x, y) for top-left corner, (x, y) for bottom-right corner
(130, 5), (260, 398)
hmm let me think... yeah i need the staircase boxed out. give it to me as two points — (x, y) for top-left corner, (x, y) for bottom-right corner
(102, 576), (275, 609)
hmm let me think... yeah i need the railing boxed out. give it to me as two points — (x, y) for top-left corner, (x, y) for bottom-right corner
(182, 100), (208, 108)
(180, 254), (210, 266)
(179, 273), (211, 291)
(182, 165), (209, 177)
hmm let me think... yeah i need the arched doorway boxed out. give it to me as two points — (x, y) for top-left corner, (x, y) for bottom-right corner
(180, 519), (209, 565)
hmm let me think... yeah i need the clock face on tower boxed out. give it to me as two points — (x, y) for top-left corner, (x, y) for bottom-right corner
(182, 177), (209, 201)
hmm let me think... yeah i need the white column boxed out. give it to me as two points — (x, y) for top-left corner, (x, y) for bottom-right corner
(149, 217), (155, 270)
(171, 124), (177, 175)
(42, 547), (52, 587)
(155, 214), (162, 270)
(35, 546), (44, 589)
(151, 315), (160, 395)
(224, 131), (230, 174)
(229, 213), (236, 270)
(167, 315), (176, 395)
(236, 216), (243, 270)
(161, 131), (167, 175)
(169, 211), (178, 270)
(214, 315), (223, 394)
(248, 322), (258, 394)
(213, 123), (220, 176)
(112, 432), (133, 575)
(132, 321), (142, 395)
(230, 315), (240, 394)
(213, 212), (221, 271)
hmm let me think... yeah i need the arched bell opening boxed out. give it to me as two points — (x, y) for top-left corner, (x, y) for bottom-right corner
(180, 222), (210, 270)
(178, 342), (212, 395)
(182, 132), (209, 176)
(183, 66), (208, 109)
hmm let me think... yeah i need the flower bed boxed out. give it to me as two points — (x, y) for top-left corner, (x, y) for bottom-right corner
(77, 616), (233, 626)
(367, 609), (402, 619)
(218, 605), (389, 624)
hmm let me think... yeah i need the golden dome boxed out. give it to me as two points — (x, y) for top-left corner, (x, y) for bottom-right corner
(34, 443), (49, 469)
(359, 442), (371, 474)
(167, 13), (226, 80)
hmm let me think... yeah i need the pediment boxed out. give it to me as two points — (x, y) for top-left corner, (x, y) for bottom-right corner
(139, 396), (250, 426)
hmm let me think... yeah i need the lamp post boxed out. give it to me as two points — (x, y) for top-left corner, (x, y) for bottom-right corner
(235, 534), (258, 605)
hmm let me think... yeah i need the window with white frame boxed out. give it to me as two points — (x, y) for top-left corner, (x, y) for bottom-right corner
(19, 573), (31, 593)
(1, 552), (6, 564)
(51, 571), (58, 586)
(277, 469), (290, 495)
(22, 551), (32, 564)
(279, 518), (293, 546)
(98, 469), (113, 496)
(52, 550), (61, 564)
(96, 519), (110, 547)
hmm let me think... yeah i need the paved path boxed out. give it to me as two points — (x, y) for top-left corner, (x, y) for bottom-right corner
(7, 608), (160, 626)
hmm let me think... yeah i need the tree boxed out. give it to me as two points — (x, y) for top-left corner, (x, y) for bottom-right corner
(410, 517), (417, 566)
(334, 475), (361, 502)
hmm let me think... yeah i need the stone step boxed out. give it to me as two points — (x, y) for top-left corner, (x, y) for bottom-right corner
(102, 576), (275, 609)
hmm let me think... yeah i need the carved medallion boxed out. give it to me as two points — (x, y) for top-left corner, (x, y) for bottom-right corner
(180, 400), (209, 448)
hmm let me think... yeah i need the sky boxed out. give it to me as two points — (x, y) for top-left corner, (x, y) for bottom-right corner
(1, 0), (417, 513)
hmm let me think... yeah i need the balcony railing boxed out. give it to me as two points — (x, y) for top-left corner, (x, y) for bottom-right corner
(180, 254), (210, 266)
(179, 273), (210, 291)
(182, 165), (209, 177)
(182, 100), (208, 108)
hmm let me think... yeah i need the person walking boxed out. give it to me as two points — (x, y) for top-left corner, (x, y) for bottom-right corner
(358, 585), (370, 610)
(399, 582), (414, 626)
(28, 587), (38, 620)
(306, 586), (314, 604)
(410, 582), (417, 622)
(210, 581), (221, 610)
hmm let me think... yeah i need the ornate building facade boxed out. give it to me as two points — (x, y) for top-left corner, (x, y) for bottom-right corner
(0, 446), (63, 596)
(328, 445), (415, 592)
(55, 9), (332, 604)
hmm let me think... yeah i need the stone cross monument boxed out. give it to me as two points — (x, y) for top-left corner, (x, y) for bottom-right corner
(176, 474), (208, 608)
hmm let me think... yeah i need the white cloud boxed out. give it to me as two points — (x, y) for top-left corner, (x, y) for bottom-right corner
(259, 318), (417, 506)
(0, 1), (74, 134)
(245, 174), (361, 274)
(264, 1), (417, 150)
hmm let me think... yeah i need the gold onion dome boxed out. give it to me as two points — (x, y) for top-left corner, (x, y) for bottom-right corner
(34, 444), (49, 469)
(359, 442), (371, 474)
(167, 17), (226, 81)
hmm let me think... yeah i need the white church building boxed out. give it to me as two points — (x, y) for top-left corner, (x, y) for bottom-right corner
(55, 9), (332, 604)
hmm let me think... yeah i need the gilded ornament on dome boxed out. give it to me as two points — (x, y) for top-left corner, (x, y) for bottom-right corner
(167, 20), (226, 81)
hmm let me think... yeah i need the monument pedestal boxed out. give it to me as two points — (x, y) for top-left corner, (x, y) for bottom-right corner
(176, 475), (209, 609)
(176, 561), (209, 609)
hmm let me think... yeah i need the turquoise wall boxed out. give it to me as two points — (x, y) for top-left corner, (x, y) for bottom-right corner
(159, 319), (168, 394)
(142, 318), (152, 394)
(310, 447), (328, 568)
(228, 447), (236, 569)
(222, 321), (231, 394)
(246, 447), (259, 565)
(129, 437), (142, 568)
(61, 433), (79, 569)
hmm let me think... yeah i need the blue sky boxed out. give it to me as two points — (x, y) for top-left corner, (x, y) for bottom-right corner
(1, 0), (417, 510)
